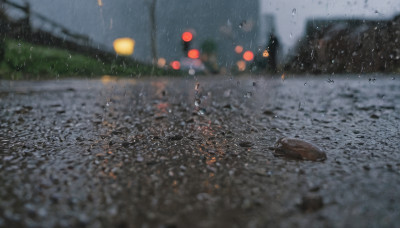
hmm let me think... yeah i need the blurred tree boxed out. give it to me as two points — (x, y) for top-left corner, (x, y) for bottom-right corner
(200, 39), (219, 74)
(201, 39), (217, 55)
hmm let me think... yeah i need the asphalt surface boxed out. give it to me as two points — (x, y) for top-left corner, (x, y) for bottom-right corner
(0, 75), (399, 228)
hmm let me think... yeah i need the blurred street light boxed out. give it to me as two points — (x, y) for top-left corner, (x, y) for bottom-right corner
(262, 50), (269, 57)
(157, 58), (166, 67)
(243, 50), (254, 61)
(113, 38), (135, 56)
(181, 31), (193, 42)
(170, 61), (181, 70)
(236, 60), (246, 71)
(188, 49), (200, 59)
(182, 31), (193, 53)
(234, 45), (243, 54)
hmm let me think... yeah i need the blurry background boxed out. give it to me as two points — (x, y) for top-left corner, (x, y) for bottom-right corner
(1, 0), (400, 75)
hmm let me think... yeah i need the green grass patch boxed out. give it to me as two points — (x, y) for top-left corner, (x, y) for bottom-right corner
(0, 39), (178, 79)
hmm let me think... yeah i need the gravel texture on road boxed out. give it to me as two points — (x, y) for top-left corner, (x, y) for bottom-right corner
(0, 75), (399, 227)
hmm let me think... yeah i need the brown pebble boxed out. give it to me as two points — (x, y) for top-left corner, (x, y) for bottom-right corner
(273, 137), (327, 161)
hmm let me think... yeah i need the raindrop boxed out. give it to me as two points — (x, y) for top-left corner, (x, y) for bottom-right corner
(290, 33), (293, 39)
(223, 89), (231, 97)
(106, 102), (110, 107)
(198, 109), (206, 115)
(292, 8), (297, 16)
(244, 92), (252, 98)
(188, 68), (195, 75)
(195, 99), (201, 107)
(18, 43), (21, 47)
(29, 47), (33, 51)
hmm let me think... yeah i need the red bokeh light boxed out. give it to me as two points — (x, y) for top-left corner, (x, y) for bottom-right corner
(181, 32), (193, 42)
(234, 45), (243, 54)
(170, 61), (181, 70)
(243, 50), (254, 61)
(188, 49), (200, 59)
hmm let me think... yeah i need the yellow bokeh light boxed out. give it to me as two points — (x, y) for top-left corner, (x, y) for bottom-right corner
(236, 60), (246, 71)
(97, 0), (103, 6)
(157, 58), (166, 68)
(263, 50), (269, 57)
(113, 38), (135, 56)
(101, 75), (112, 84)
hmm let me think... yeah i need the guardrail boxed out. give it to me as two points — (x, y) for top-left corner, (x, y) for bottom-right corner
(1, 0), (90, 45)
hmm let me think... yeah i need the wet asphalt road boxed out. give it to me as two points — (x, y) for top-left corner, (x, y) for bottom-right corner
(0, 75), (399, 228)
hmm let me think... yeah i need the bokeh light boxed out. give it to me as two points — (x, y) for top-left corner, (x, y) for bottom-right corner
(243, 50), (254, 61)
(236, 60), (246, 71)
(263, 50), (269, 57)
(113, 38), (135, 56)
(157, 58), (166, 67)
(170, 61), (181, 70)
(188, 49), (200, 59)
(234, 45), (243, 54)
(181, 32), (193, 42)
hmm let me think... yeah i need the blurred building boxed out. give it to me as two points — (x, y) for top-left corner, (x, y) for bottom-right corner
(287, 14), (400, 73)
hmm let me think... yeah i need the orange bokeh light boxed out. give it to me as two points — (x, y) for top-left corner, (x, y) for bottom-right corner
(181, 32), (193, 42)
(243, 50), (254, 61)
(188, 49), (200, 59)
(263, 50), (270, 57)
(170, 61), (181, 70)
(234, 45), (243, 54)
(157, 58), (166, 67)
(236, 60), (246, 71)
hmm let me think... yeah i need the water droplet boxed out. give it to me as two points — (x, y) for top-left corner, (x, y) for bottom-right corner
(106, 102), (110, 107)
(290, 33), (293, 39)
(244, 92), (252, 98)
(29, 47), (33, 51)
(198, 108), (206, 115)
(292, 8), (297, 16)
(18, 43), (21, 47)
(195, 99), (201, 107)
(188, 68), (195, 75)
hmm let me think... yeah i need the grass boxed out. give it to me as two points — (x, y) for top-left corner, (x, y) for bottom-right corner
(0, 39), (178, 80)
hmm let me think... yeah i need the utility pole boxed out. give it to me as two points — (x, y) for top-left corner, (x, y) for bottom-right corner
(149, 0), (158, 64)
